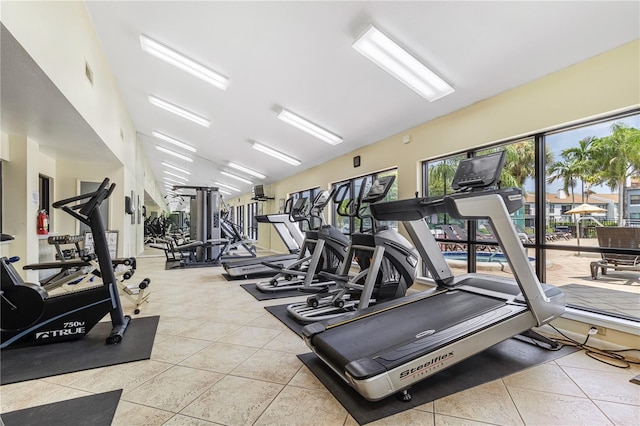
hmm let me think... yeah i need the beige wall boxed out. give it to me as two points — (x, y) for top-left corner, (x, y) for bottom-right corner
(0, 133), (9, 258)
(3, 136), (40, 280)
(0, 132), (9, 161)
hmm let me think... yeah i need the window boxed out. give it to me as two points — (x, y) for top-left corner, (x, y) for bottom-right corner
(331, 168), (398, 235)
(236, 205), (245, 235)
(421, 111), (640, 322)
(247, 202), (258, 240)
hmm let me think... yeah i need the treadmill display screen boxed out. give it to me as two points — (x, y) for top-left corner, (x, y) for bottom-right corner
(451, 151), (505, 190)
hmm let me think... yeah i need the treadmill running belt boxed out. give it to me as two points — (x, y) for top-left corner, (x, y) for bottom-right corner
(312, 290), (506, 370)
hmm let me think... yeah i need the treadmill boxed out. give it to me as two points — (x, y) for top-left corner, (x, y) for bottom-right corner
(301, 151), (565, 402)
(222, 197), (306, 278)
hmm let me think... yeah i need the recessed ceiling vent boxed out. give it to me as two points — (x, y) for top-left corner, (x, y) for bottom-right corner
(85, 60), (94, 86)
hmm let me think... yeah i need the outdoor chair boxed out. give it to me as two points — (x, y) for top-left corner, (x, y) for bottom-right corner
(590, 226), (640, 280)
(451, 224), (495, 252)
(438, 224), (466, 252)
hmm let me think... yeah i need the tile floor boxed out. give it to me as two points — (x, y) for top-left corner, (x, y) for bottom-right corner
(1, 251), (639, 425)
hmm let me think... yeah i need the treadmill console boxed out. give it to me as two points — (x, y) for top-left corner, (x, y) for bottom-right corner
(451, 151), (505, 190)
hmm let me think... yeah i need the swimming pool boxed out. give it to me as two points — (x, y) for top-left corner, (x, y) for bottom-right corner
(442, 251), (536, 271)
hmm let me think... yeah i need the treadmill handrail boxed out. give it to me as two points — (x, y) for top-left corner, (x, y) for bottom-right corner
(256, 213), (305, 251)
(447, 193), (564, 325)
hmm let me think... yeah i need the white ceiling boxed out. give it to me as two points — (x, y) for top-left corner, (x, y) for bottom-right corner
(3, 2), (639, 201)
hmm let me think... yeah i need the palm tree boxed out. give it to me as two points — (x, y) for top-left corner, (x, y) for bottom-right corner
(503, 141), (536, 187)
(590, 123), (640, 225)
(428, 159), (459, 196)
(547, 159), (580, 216)
(562, 136), (596, 203)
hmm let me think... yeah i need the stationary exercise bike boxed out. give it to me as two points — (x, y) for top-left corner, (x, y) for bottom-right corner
(1, 178), (133, 348)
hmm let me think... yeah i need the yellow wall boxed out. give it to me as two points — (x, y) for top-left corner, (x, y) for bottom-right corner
(3, 136), (40, 280)
(0, 133), (9, 258)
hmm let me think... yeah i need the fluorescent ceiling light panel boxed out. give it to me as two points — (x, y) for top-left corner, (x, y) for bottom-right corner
(353, 25), (454, 101)
(161, 161), (191, 175)
(228, 162), (266, 179)
(155, 145), (194, 162)
(277, 109), (342, 145)
(148, 95), (211, 127)
(252, 142), (301, 166)
(218, 189), (232, 196)
(164, 177), (183, 184)
(140, 35), (229, 91)
(153, 131), (197, 152)
(221, 171), (252, 185)
(213, 181), (240, 192)
(163, 170), (188, 181)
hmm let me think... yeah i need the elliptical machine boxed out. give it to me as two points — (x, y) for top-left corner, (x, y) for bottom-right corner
(287, 175), (418, 322)
(256, 191), (349, 293)
(1, 178), (133, 348)
(256, 189), (349, 293)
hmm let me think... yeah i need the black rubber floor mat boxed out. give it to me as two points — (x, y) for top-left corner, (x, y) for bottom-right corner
(264, 303), (306, 336)
(1, 316), (159, 385)
(299, 339), (577, 425)
(0, 389), (122, 426)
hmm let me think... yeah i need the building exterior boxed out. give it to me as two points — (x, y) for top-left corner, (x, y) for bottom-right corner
(523, 191), (619, 230)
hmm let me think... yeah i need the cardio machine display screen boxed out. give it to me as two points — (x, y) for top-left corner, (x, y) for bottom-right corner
(451, 151), (505, 190)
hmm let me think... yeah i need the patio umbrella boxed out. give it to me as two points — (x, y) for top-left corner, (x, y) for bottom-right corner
(564, 203), (607, 215)
(565, 203), (607, 250)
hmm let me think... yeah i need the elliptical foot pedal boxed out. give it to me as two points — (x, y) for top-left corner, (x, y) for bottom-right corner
(318, 271), (349, 283)
(261, 261), (284, 270)
(299, 285), (329, 294)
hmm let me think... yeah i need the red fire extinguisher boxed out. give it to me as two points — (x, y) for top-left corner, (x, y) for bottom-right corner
(37, 210), (49, 235)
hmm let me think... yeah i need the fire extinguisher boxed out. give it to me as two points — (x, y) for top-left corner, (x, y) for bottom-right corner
(37, 210), (49, 235)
